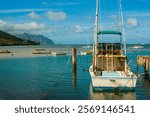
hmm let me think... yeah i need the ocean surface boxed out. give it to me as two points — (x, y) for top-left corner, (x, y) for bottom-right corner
(0, 44), (150, 100)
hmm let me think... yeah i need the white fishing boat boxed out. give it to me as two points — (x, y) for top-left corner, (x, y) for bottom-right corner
(129, 45), (144, 49)
(0, 50), (11, 54)
(82, 36), (92, 49)
(89, 0), (137, 91)
(80, 49), (93, 55)
(82, 45), (92, 48)
(51, 52), (66, 56)
(32, 49), (51, 54)
(80, 51), (87, 55)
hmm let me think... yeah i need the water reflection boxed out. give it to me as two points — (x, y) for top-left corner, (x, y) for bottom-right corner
(89, 74), (150, 100)
(145, 74), (149, 79)
(137, 75), (150, 97)
(89, 84), (136, 100)
(72, 71), (77, 89)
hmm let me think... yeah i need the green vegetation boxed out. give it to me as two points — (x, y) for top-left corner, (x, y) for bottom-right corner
(0, 30), (39, 46)
(16, 33), (54, 45)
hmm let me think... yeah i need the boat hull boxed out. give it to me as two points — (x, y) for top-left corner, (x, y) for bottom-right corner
(90, 67), (137, 91)
(51, 52), (66, 56)
(91, 77), (137, 91)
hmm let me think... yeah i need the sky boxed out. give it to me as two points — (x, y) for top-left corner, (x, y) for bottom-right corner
(0, 0), (149, 44)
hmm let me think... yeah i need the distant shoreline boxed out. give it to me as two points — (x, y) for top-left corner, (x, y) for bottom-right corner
(0, 44), (40, 46)
(0, 44), (149, 59)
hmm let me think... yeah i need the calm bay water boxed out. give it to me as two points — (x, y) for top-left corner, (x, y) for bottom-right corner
(0, 45), (150, 100)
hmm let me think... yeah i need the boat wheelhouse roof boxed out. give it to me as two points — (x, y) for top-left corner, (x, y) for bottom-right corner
(98, 30), (122, 35)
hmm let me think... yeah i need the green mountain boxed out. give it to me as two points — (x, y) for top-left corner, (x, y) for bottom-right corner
(16, 33), (54, 45)
(0, 30), (39, 46)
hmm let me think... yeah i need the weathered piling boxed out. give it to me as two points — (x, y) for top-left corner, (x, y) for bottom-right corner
(72, 48), (77, 88)
(72, 48), (77, 72)
(137, 56), (150, 77)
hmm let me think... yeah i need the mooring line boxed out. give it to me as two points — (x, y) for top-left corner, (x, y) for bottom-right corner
(39, 54), (72, 99)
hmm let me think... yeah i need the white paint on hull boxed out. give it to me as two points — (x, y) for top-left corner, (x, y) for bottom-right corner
(91, 77), (137, 88)
(89, 66), (138, 90)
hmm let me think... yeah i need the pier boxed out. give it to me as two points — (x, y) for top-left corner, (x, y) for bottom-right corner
(137, 56), (150, 77)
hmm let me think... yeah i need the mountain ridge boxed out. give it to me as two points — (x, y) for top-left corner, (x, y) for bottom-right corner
(0, 30), (39, 46)
(16, 33), (54, 45)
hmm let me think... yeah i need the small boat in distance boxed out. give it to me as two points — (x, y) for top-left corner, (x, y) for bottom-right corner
(0, 50), (11, 54)
(81, 37), (92, 55)
(51, 52), (66, 56)
(89, 0), (137, 91)
(82, 45), (92, 48)
(82, 36), (92, 48)
(129, 45), (144, 49)
(80, 50), (93, 55)
(32, 49), (51, 54)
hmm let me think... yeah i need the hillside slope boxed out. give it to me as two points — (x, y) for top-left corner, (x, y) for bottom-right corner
(16, 33), (54, 45)
(0, 30), (39, 46)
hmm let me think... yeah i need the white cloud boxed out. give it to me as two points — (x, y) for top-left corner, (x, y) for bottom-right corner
(46, 11), (67, 21)
(0, 21), (45, 32)
(127, 18), (138, 27)
(85, 16), (92, 20)
(42, 2), (79, 7)
(0, 9), (48, 13)
(14, 22), (45, 31)
(109, 15), (118, 19)
(75, 25), (83, 33)
(51, 2), (79, 6)
(125, 12), (150, 17)
(0, 20), (6, 25)
(27, 12), (39, 19)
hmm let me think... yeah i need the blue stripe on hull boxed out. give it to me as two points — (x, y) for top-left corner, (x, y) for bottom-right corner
(93, 86), (135, 92)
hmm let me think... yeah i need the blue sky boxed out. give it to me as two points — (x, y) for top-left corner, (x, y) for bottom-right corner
(0, 0), (149, 44)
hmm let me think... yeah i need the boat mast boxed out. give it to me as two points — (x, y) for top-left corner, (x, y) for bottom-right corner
(119, 0), (126, 55)
(119, 0), (127, 72)
(94, 0), (99, 69)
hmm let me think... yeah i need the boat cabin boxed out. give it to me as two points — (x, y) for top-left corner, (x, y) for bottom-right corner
(92, 31), (126, 72)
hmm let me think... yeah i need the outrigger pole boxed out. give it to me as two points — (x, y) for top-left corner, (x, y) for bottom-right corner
(94, 0), (99, 70)
(119, 0), (127, 72)
(119, 0), (126, 56)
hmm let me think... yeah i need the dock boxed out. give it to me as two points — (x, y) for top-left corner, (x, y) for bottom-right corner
(137, 56), (150, 76)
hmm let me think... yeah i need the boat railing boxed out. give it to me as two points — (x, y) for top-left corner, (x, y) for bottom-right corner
(92, 55), (126, 71)
(98, 50), (122, 55)
(98, 43), (121, 49)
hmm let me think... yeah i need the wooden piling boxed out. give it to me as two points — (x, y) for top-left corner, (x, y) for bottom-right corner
(137, 56), (150, 77)
(72, 48), (77, 88)
(72, 48), (77, 72)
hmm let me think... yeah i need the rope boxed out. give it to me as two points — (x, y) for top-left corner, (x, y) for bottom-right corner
(128, 54), (137, 65)
(76, 51), (89, 72)
(116, 78), (135, 92)
(51, 54), (72, 87)
(117, 70), (150, 92)
(39, 54), (72, 99)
